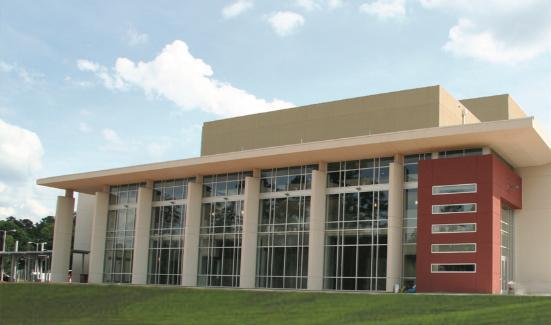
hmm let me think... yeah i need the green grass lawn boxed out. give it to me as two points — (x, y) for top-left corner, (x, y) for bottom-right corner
(1, 284), (550, 324)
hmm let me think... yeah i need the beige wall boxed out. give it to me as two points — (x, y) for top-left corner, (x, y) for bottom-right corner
(202, 86), (446, 155)
(201, 85), (532, 156)
(439, 87), (480, 126)
(514, 163), (551, 293)
(460, 95), (527, 122)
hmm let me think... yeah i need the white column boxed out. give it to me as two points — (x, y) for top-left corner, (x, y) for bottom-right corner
(72, 192), (95, 283)
(88, 191), (109, 284)
(181, 182), (203, 286)
(240, 176), (261, 288)
(132, 186), (153, 285)
(51, 190), (75, 282)
(307, 167), (327, 290)
(386, 156), (404, 292)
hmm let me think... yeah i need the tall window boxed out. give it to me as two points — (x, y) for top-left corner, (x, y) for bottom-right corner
(198, 199), (244, 287)
(402, 189), (417, 289)
(256, 196), (310, 289)
(324, 191), (388, 291)
(104, 183), (142, 283)
(148, 205), (186, 285)
(147, 178), (193, 285)
(501, 206), (514, 293)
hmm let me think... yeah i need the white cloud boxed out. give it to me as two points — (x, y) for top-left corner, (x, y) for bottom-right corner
(359, 0), (405, 20)
(443, 18), (548, 64)
(327, 0), (344, 9)
(0, 118), (53, 221)
(295, 0), (322, 11)
(0, 61), (14, 72)
(78, 40), (293, 117)
(79, 122), (92, 133)
(0, 61), (44, 85)
(0, 118), (43, 182)
(267, 11), (305, 37)
(419, 0), (541, 13)
(77, 59), (127, 90)
(421, 0), (551, 64)
(294, 0), (343, 11)
(102, 128), (122, 143)
(126, 27), (149, 46)
(222, 0), (254, 18)
(108, 40), (293, 116)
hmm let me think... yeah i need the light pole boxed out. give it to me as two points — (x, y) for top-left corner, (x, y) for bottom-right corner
(1, 229), (16, 282)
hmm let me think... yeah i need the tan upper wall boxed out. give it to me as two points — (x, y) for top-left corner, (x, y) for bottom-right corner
(201, 85), (486, 156)
(460, 94), (527, 122)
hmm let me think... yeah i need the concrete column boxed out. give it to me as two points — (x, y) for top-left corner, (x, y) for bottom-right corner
(50, 190), (75, 282)
(72, 192), (95, 283)
(132, 186), (153, 284)
(88, 192), (109, 284)
(307, 168), (327, 290)
(386, 156), (404, 292)
(240, 176), (261, 288)
(181, 182), (203, 286)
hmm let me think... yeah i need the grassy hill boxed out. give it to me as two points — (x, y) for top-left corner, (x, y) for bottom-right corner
(1, 283), (550, 324)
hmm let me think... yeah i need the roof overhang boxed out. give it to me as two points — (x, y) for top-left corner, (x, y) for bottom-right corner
(37, 117), (551, 194)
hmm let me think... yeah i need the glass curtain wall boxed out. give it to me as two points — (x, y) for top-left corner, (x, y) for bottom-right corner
(500, 206), (514, 293)
(401, 153), (430, 289)
(256, 165), (316, 289)
(198, 171), (250, 287)
(147, 178), (193, 285)
(103, 183), (143, 283)
(324, 157), (392, 291)
(402, 189), (417, 288)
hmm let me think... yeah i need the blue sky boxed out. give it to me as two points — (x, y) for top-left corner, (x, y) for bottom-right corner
(1, 0), (550, 221)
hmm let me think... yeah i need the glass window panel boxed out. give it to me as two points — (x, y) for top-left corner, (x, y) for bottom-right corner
(432, 223), (476, 233)
(345, 170), (359, 187)
(404, 164), (418, 182)
(359, 169), (374, 186)
(432, 184), (477, 195)
(215, 182), (227, 197)
(227, 181), (239, 196)
(431, 243), (476, 253)
(288, 175), (301, 191)
(327, 172), (340, 188)
(431, 264), (476, 272)
(344, 193), (358, 222)
(432, 203), (477, 214)
(378, 167), (389, 184)
(345, 160), (359, 170)
(275, 176), (289, 192)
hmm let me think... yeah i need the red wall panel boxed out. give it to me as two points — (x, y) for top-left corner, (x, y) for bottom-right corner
(416, 154), (521, 293)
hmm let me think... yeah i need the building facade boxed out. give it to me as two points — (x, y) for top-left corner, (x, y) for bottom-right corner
(38, 85), (551, 293)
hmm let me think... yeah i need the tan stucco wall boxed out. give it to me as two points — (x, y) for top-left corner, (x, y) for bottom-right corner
(460, 95), (527, 122)
(514, 163), (551, 293)
(439, 87), (480, 126)
(202, 86), (448, 155)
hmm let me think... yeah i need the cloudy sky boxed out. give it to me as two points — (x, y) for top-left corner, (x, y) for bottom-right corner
(1, 0), (550, 221)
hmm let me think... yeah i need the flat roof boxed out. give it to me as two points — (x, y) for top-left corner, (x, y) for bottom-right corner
(37, 117), (551, 194)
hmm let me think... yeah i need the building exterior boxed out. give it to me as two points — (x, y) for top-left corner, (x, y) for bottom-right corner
(38, 85), (551, 294)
